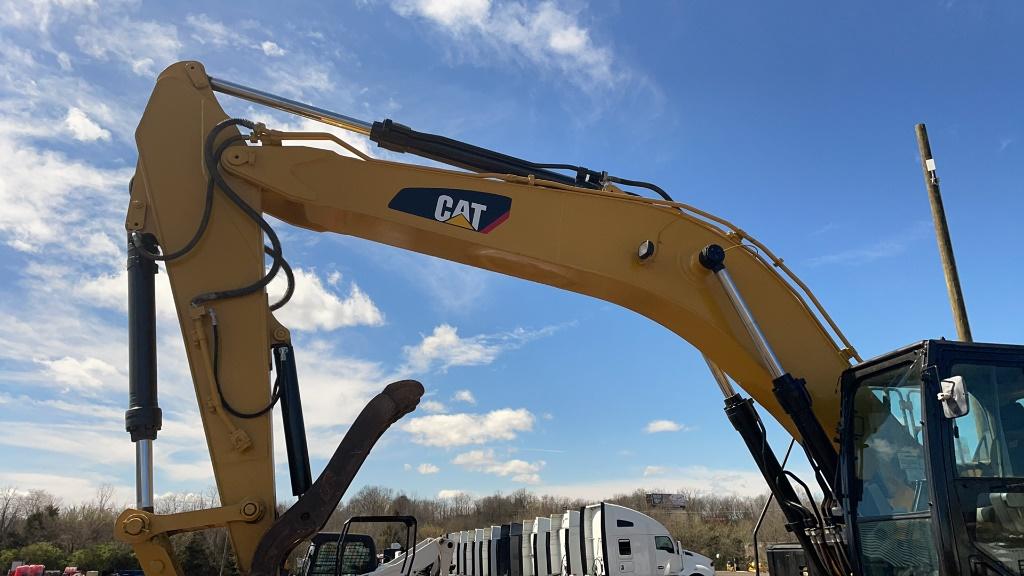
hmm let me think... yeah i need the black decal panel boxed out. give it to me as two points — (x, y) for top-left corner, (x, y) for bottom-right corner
(389, 188), (512, 233)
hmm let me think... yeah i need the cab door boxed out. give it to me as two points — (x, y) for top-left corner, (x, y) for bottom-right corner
(653, 536), (676, 576)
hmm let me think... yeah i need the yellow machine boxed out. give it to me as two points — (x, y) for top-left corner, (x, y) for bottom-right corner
(116, 61), (1023, 575)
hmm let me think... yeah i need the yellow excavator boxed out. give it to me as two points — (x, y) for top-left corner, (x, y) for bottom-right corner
(114, 61), (1023, 575)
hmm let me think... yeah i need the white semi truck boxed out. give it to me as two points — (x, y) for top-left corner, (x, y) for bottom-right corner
(448, 503), (709, 576)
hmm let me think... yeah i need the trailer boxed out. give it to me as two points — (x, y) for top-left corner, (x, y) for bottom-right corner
(560, 510), (583, 576)
(448, 504), (694, 576)
(476, 528), (487, 576)
(489, 526), (501, 576)
(548, 514), (563, 576)
(509, 523), (523, 576)
(521, 520), (535, 576)
(532, 516), (551, 576)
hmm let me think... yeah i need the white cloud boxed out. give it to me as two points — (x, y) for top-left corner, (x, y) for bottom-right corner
(75, 17), (181, 76)
(404, 464), (413, 471)
(539, 465), (779, 499)
(403, 324), (498, 372)
(0, 472), (132, 505)
(402, 324), (560, 374)
(394, 0), (490, 29)
(0, 0), (96, 33)
(645, 420), (684, 433)
(452, 449), (543, 484)
(420, 400), (448, 413)
(261, 40), (286, 57)
(185, 13), (232, 46)
(0, 132), (129, 253)
(437, 489), (469, 499)
(65, 106), (110, 141)
(391, 0), (617, 85)
(417, 463), (440, 474)
(401, 408), (534, 447)
(38, 355), (122, 392)
(268, 267), (384, 332)
(642, 465), (668, 477)
(452, 389), (476, 404)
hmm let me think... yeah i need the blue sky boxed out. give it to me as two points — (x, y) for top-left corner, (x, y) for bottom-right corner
(0, 0), (1021, 506)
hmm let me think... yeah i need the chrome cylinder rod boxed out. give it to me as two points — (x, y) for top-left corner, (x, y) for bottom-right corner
(703, 355), (738, 398)
(209, 76), (373, 136)
(136, 439), (154, 510)
(698, 245), (785, 379)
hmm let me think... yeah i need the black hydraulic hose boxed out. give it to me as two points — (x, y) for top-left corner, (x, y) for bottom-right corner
(753, 438), (795, 576)
(604, 175), (674, 202)
(266, 245), (294, 311)
(212, 316), (281, 419)
(192, 119), (285, 306)
(130, 118), (297, 311)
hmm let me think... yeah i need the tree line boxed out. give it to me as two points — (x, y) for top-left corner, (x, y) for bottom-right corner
(0, 484), (794, 574)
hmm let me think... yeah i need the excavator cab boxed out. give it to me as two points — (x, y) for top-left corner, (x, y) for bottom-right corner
(840, 339), (1024, 575)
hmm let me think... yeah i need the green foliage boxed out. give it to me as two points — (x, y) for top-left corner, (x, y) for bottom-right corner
(177, 532), (217, 576)
(69, 542), (140, 573)
(0, 548), (18, 569)
(18, 541), (66, 569)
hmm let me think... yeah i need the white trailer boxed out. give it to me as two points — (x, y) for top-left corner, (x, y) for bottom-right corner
(532, 516), (551, 576)
(489, 526), (501, 576)
(521, 520), (535, 576)
(560, 510), (583, 576)
(477, 528), (488, 576)
(470, 530), (479, 576)
(450, 503), (699, 576)
(548, 514), (563, 576)
(462, 530), (473, 576)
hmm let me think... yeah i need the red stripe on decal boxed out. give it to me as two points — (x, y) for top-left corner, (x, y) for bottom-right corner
(479, 210), (510, 234)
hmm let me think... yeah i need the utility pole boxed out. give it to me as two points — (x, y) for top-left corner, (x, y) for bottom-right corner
(915, 123), (973, 342)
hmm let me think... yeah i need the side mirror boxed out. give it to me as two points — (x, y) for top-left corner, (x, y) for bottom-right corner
(937, 375), (970, 419)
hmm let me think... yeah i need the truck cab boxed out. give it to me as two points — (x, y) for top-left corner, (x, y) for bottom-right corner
(584, 503), (680, 576)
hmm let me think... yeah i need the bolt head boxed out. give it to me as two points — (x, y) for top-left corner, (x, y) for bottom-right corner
(123, 515), (147, 536)
(242, 501), (259, 517)
(637, 240), (655, 261)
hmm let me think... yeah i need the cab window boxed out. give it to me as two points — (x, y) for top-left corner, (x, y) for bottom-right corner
(654, 536), (674, 553)
(617, 539), (631, 557)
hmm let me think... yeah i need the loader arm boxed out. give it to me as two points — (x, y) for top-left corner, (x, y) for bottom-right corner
(121, 61), (859, 574)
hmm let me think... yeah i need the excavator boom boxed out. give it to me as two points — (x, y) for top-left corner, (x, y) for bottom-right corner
(119, 61), (865, 575)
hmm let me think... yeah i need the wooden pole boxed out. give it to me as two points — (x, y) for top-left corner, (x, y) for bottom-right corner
(915, 123), (973, 342)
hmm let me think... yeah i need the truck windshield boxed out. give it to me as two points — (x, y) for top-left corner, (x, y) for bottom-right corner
(949, 361), (1024, 572)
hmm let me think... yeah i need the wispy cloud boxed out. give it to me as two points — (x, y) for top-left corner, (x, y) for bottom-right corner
(391, 0), (619, 87)
(539, 465), (780, 499)
(806, 221), (931, 267)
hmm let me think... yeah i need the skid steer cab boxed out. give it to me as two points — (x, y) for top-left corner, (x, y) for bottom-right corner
(295, 516), (454, 576)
